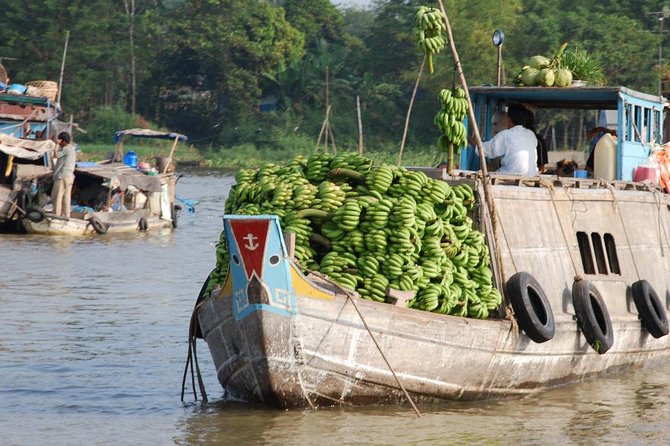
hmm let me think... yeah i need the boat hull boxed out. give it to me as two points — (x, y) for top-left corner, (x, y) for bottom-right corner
(22, 210), (173, 235)
(197, 207), (670, 409)
(199, 269), (670, 408)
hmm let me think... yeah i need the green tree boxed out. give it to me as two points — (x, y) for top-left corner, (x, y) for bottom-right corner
(147, 0), (305, 137)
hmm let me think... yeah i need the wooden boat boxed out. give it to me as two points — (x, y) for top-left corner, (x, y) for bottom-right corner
(191, 85), (670, 409)
(21, 129), (187, 236)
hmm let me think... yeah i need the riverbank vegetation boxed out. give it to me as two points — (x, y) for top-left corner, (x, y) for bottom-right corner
(1, 1), (666, 168)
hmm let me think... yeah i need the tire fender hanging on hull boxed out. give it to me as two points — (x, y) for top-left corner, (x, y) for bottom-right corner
(572, 279), (614, 354)
(631, 279), (669, 338)
(506, 272), (555, 343)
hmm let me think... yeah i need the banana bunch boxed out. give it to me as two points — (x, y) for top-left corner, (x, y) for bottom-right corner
(306, 153), (334, 182)
(412, 6), (446, 74)
(216, 152), (504, 320)
(332, 199), (362, 232)
(314, 181), (346, 213)
(435, 86), (469, 154)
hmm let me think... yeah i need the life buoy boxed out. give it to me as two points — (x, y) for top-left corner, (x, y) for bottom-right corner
(90, 216), (108, 234)
(632, 280), (669, 338)
(138, 217), (148, 231)
(26, 206), (46, 223)
(506, 272), (555, 343)
(572, 279), (614, 354)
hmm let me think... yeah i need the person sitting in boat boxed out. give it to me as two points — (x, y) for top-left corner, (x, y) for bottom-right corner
(491, 110), (510, 136)
(470, 103), (538, 175)
(51, 132), (77, 220)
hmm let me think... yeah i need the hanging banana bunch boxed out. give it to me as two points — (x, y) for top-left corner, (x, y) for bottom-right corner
(435, 86), (469, 156)
(412, 6), (446, 74)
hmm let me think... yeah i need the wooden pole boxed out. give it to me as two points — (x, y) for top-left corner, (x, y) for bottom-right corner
(356, 95), (364, 155)
(57, 30), (70, 105)
(327, 119), (337, 153)
(436, 0), (507, 298)
(398, 56), (426, 166)
(163, 135), (180, 174)
(315, 105), (331, 152)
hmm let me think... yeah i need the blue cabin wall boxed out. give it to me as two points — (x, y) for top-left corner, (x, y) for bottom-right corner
(617, 93), (664, 181)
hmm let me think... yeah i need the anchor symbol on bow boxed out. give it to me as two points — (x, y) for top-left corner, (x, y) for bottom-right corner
(243, 233), (259, 250)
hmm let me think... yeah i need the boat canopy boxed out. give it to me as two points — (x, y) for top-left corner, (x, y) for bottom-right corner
(0, 92), (53, 107)
(467, 86), (665, 110)
(114, 128), (188, 143)
(75, 162), (162, 193)
(0, 133), (56, 160)
(463, 85), (669, 181)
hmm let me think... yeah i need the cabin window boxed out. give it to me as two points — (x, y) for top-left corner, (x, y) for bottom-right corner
(604, 234), (621, 275)
(576, 231), (621, 276)
(577, 231), (595, 274)
(624, 104), (632, 141)
(654, 109), (662, 143)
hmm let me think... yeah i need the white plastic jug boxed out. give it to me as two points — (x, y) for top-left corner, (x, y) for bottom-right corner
(593, 133), (617, 180)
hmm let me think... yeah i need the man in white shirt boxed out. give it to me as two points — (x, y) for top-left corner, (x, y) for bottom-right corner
(476, 104), (538, 175)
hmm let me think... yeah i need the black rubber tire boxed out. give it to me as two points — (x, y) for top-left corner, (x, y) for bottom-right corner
(171, 205), (179, 228)
(90, 216), (108, 235)
(506, 272), (555, 343)
(26, 206), (46, 223)
(572, 280), (614, 354)
(632, 280), (669, 338)
(138, 217), (148, 232)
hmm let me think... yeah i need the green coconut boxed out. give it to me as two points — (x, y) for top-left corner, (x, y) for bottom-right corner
(529, 55), (551, 70)
(520, 67), (540, 86)
(538, 68), (555, 87)
(554, 68), (573, 87)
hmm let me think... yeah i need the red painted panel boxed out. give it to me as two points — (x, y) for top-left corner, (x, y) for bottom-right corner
(229, 219), (270, 279)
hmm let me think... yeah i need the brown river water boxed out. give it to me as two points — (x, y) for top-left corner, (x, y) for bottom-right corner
(2, 170), (670, 445)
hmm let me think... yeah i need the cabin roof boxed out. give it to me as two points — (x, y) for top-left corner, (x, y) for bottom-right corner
(469, 86), (666, 110)
(75, 162), (163, 192)
(0, 133), (55, 160)
(0, 92), (54, 107)
(114, 128), (188, 143)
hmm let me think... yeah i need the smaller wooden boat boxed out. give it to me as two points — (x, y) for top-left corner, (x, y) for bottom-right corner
(21, 129), (188, 236)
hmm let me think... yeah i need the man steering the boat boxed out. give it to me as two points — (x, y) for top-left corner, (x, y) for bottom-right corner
(469, 103), (538, 175)
(51, 132), (76, 220)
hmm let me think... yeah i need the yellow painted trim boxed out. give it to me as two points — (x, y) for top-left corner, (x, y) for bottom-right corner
(290, 263), (335, 300)
(212, 267), (233, 300)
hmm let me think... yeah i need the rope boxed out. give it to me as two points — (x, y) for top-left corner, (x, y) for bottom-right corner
(181, 273), (213, 403)
(602, 180), (641, 280)
(345, 294), (421, 417)
(650, 185), (669, 256)
(541, 180), (581, 279)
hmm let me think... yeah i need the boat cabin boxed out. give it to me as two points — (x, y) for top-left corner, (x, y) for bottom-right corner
(460, 86), (668, 180)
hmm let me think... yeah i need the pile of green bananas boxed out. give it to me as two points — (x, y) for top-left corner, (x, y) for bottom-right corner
(435, 86), (469, 154)
(210, 153), (502, 320)
(412, 6), (446, 74)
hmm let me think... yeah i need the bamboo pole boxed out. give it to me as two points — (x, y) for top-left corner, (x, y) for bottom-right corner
(57, 30), (70, 105)
(163, 135), (180, 174)
(398, 56), (426, 166)
(315, 105), (331, 152)
(436, 0), (507, 297)
(356, 95), (364, 155)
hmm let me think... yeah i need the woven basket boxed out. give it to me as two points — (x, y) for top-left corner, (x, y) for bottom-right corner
(25, 80), (59, 101)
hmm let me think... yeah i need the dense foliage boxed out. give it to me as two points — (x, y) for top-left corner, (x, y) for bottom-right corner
(0, 0), (667, 154)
